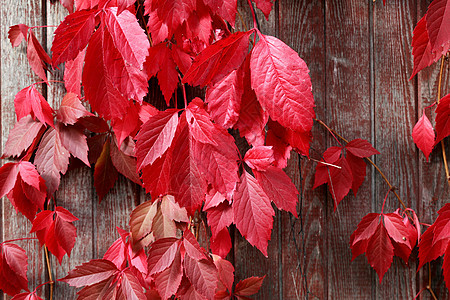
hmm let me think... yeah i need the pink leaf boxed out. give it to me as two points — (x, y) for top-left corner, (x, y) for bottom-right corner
(206, 202), (233, 238)
(59, 259), (118, 287)
(8, 24), (29, 47)
(58, 123), (90, 166)
(183, 255), (218, 300)
(0, 163), (19, 199)
(3, 116), (44, 158)
(412, 110), (435, 161)
(56, 93), (92, 126)
(244, 146), (275, 171)
(147, 238), (180, 275)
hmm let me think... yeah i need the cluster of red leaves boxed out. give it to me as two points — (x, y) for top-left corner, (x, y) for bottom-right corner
(410, 0), (450, 161)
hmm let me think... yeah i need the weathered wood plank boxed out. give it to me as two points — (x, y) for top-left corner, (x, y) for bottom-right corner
(278, 0), (327, 299)
(373, 0), (418, 298)
(1, 0), (47, 298)
(325, 0), (375, 298)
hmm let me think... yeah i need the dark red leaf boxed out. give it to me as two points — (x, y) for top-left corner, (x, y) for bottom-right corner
(345, 139), (380, 158)
(366, 222), (394, 283)
(56, 93), (92, 126)
(94, 139), (118, 201)
(252, 0), (273, 20)
(0, 243), (29, 296)
(234, 276), (265, 297)
(346, 152), (366, 196)
(203, 0), (236, 26)
(350, 213), (381, 247)
(110, 139), (141, 184)
(435, 93), (450, 145)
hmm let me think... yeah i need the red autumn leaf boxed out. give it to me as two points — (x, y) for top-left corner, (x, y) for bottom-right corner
(94, 139), (118, 201)
(383, 213), (414, 248)
(160, 194), (189, 223)
(254, 166), (299, 217)
(346, 152), (367, 196)
(117, 268), (146, 299)
(147, 237), (180, 275)
(145, 9), (169, 44)
(111, 102), (140, 148)
(350, 213), (380, 250)
(203, 189), (227, 211)
(234, 276), (265, 297)
(210, 228), (232, 258)
(443, 244), (450, 291)
(8, 24), (29, 47)
(58, 123), (90, 166)
(183, 255), (218, 300)
(410, 15), (446, 79)
(265, 123), (291, 168)
(243, 146), (275, 171)
(250, 31), (315, 132)
(11, 292), (43, 300)
(206, 202), (233, 238)
(110, 139), (141, 185)
(183, 3), (213, 44)
(35, 127), (70, 194)
(103, 237), (127, 270)
(366, 222), (394, 283)
(328, 157), (353, 209)
(183, 229), (207, 261)
(27, 31), (51, 83)
(203, 0), (236, 26)
(150, 0), (195, 34)
(171, 44), (193, 74)
(345, 139), (380, 158)
(412, 110), (435, 160)
(56, 93), (92, 126)
(139, 102), (159, 124)
(64, 49), (85, 97)
(183, 30), (253, 87)
(79, 116), (110, 134)
(425, 0), (450, 52)
(154, 248), (183, 299)
(129, 200), (159, 249)
(14, 85), (54, 128)
(59, 0), (74, 13)
(136, 109), (179, 170)
(51, 10), (96, 67)
(3, 115), (44, 158)
(152, 207), (177, 240)
(141, 151), (172, 200)
(205, 69), (242, 129)
(252, 0), (273, 20)
(59, 259), (119, 287)
(233, 170), (274, 256)
(0, 163), (20, 199)
(435, 93), (450, 145)
(83, 29), (130, 120)
(186, 99), (218, 146)
(0, 243), (29, 296)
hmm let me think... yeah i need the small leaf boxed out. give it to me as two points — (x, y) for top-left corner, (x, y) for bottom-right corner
(59, 259), (118, 287)
(234, 276), (265, 297)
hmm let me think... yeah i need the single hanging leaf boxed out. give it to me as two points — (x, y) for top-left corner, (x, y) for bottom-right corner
(426, 0), (450, 52)
(64, 49), (85, 97)
(8, 24), (29, 47)
(56, 93), (92, 125)
(14, 85), (54, 128)
(59, 259), (118, 287)
(0, 243), (29, 296)
(252, 0), (273, 20)
(35, 127), (70, 194)
(94, 139), (118, 201)
(183, 30), (253, 87)
(3, 115), (44, 158)
(365, 222), (394, 283)
(412, 110), (435, 161)
(233, 170), (274, 256)
(27, 31), (51, 83)
(435, 93), (450, 145)
(135, 109), (179, 170)
(51, 10), (96, 67)
(234, 276), (265, 298)
(250, 32), (315, 132)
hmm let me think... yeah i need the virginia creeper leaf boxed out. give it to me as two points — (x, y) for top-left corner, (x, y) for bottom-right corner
(252, 0), (273, 20)
(234, 276), (265, 297)
(59, 259), (118, 287)
(366, 222), (394, 283)
(8, 24), (29, 47)
(64, 49), (85, 97)
(412, 110), (435, 161)
(425, 0), (450, 52)
(154, 248), (183, 299)
(3, 115), (44, 158)
(147, 237), (180, 275)
(14, 85), (54, 128)
(56, 93), (92, 126)
(0, 243), (29, 296)
(110, 139), (141, 185)
(435, 93), (450, 145)
(130, 199), (159, 249)
(244, 146), (275, 171)
(94, 139), (118, 201)
(183, 255), (218, 300)
(27, 31), (51, 83)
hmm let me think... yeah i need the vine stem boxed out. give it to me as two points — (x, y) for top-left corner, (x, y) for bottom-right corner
(44, 245), (54, 300)
(315, 118), (408, 212)
(0, 237), (38, 245)
(436, 56), (450, 186)
(246, 0), (258, 30)
(428, 262), (438, 300)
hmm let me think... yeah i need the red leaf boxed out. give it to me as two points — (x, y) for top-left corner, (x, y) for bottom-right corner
(183, 255), (218, 300)
(14, 85), (54, 128)
(139, 102), (159, 124)
(27, 31), (51, 83)
(59, 0), (74, 13)
(160, 194), (189, 223)
(154, 248), (183, 299)
(418, 222), (448, 270)
(94, 139), (118, 201)
(83, 29), (130, 120)
(183, 30), (253, 87)
(206, 202), (233, 238)
(64, 49), (85, 97)
(186, 99), (219, 146)
(444, 243), (450, 291)
(3, 115), (44, 158)
(346, 152), (366, 196)
(0, 243), (29, 296)
(328, 157), (353, 209)
(58, 123), (90, 166)
(426, 0), (450, 52)
(35, 127), (70, 194)
(141, 151), (172, 199)
(412, 110), (435, 161)
(136, 109), (179, 170)
(147, 238), (180, 275)
(51, 10), (96, 67)
(252, 0), (273, 20)
(103, 238), (127, 270)
(151, 0), (195, 34)
(350, 213), (380, 247)
(244, 146), (275, 171)
(130, 200), (159, 249)
(210, 228), (232, 258)
(54, 212), (77, 256)
(110, 139), (141, 184)
(435, 93), (450, 145)
(345, 139), (380, 158)
(56, 93), (92, 126)
(365, 222), (394, 283)
(145, 9), (169, 44)
(203, 189), (227, 211)
(250, 32), (315, 132)
(111, 102), (140, 148)
(183, 229), (207, 260)
(265, 126), (291, 169)
(11, 292), (43, 300)
(8, 24), (29, 47)
(233, 171), (274, 256)
(410, 15), (446, 79)
(234, 276), (265, 297)
(205, 69), (242, 129)
(0, 163), (19, 199)
(118, 268), (146, 300)
(59, 259), (118, 287)
(254, 166), (299, 217)
(171, 44), (193, 74)
(383, 213), (413, 248)
(203, 0), (236, 26)
(213, 256), (234, 293)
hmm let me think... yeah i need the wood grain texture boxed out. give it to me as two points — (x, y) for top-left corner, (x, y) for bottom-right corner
(1, 0), (47, 298)
(373, 0), (418, 298)
(325, 0), (375, 298)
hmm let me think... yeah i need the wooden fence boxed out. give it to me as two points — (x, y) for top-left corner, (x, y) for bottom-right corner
(1, 0), (450, 299)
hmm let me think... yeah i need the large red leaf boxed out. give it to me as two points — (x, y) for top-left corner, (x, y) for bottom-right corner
(233, 171), (274, 256)
(154, 249), (183, 299)
(412, 110), (435, 161)
(0, 243), (29, 296)
(14, 85), (54, 128)
(350, 213), (380, 247)
(51, 10), (96, 67)
(147, 237), (180, 275)
(365, 222), (394, 283)
(250, 32), (315, 132)
(183, 255), (218, 300)
(3, 115), (44, 158)
(64, 49), (85, 97)
(234, 276), (265, 297)
(35, 127), (70, 194)
(59, 259), (118, 287)
(426, 0), (450, 52)
(135, 109), (179, 170)
(254, 166), (299, 217)
(183, 30), (253, 87)
(435, 93), (450, 145)
(56, 93), (92, 126)
(94, 139), (118, 201)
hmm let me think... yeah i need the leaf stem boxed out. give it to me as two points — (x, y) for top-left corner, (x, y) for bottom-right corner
(436, 56), (450, 186)
(309, 157), (341, 169)
(33, 280), (54, 293)
(0, 237), (38, 245)
(380, 189), (390, 214)
(44, 245), (54, 300)
(314, 118), (344, 148)
(427, 262), (438, 300)
(246, 0), (258, 30)
(315, 118), (408, 212)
